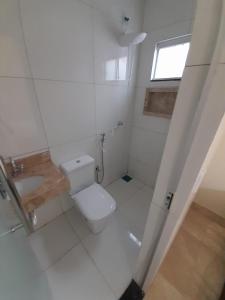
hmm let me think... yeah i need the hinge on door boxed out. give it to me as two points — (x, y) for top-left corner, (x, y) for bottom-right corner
(165, 192), (174, 210)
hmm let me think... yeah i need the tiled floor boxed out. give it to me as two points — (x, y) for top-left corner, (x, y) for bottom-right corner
(144, 203), (225, 300)
(26, 178), (153, 300)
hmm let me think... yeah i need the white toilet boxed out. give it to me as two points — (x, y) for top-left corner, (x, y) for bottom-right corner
(61, 155), (116, 234)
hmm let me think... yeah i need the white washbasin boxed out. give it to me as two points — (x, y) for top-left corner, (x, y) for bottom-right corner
(14, 176), (45, 197)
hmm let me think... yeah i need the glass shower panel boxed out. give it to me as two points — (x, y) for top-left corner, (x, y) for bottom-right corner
(0, 195), (53, 300)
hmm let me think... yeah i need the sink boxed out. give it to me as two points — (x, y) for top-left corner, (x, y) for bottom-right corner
(14, 176), (45, 197)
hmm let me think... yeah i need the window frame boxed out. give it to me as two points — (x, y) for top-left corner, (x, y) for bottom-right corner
(151, 34), (192, 82)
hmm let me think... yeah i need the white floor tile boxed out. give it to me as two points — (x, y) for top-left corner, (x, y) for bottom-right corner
(65, 207), (91, 241)
(8, 272), (54, 300)
(46, 244), (116, 300)
(115, 209), (144, 244)
(106, 178), (144, 208)
(2, 175), (161, 300)
(25, 177), (154, 300)
(82, 213), (141, 298)
(29, 214), (79, 271)
(119, 186), (153, 234)
(0, 229), (43, 300)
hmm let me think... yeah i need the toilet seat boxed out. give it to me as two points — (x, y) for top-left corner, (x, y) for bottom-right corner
(71, 183), (116, 221)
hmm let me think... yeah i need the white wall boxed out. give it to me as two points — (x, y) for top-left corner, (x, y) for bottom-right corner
(195, 117), (225, 218)
(128, 0), (196, 188)
(0, 0), (144, 188)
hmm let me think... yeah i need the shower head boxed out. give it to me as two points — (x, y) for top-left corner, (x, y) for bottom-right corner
(119, 32), (147, 47)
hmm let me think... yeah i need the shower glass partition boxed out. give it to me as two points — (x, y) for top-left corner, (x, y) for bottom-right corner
(0, 159), (53, 300)
(0, 158), (32, 234)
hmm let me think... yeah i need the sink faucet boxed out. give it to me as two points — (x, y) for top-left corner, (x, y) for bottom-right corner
(10, 158), (24, 177)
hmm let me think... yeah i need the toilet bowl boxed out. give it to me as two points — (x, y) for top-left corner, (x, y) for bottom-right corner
(72, 183), (116, 233)
(61, 155), (116, 234)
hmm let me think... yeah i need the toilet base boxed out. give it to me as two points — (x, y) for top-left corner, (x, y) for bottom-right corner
(76, 206), (114, 234)
(85, 213), (112, 234)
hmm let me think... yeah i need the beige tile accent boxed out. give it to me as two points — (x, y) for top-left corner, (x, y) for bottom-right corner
(143, 87), (177, 118)
(6, 151), (70, 212)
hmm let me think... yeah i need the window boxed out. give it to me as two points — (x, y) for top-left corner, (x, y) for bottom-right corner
(151, 35), (191, 81)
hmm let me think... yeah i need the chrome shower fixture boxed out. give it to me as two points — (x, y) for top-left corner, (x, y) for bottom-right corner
(119, 16), (147, 47)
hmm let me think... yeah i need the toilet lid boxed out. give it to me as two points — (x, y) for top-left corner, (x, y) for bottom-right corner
(72, 183), (116, 221)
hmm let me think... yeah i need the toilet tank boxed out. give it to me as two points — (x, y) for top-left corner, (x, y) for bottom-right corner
(61, 155), (95, 195)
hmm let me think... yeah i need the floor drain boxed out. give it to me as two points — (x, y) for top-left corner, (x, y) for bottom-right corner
(122, 175), (133, 182)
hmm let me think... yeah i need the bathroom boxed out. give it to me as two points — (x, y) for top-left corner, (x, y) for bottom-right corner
(0, 0), (210, 299)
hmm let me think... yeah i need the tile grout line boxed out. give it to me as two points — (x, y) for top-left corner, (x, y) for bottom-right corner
(44, 241), (82, 273)
(62, 209), (84, 244)
(80, 240), (118, 299)
(0, 75), (130, 88)
(62, 206), (117, 297)
(48, 134), (96, 152)
(90, 7), (99, 164)
(27, 233), (81, 276)
(17, 0), (50, 149)
(28, 213), (82, 273)
(131, 124), (169, 136)
(186, 63), (211, 67)
(115, 182), (155, 237)
(62, 207), (118, 298)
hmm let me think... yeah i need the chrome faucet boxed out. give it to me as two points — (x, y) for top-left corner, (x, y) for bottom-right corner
(10, 158), (24, 177)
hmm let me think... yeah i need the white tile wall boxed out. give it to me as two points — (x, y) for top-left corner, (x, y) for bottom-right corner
(128, 0), (197, 190)
(20, 0), (94, 82)
(143, 0), (196, 32)
(0, 78), (48, 158)
(130, 128), (166, 166)
(0, 0), (144, 224)
(88, 0), (143, 33)
(50, 136), (97, 166)
(129, 155), (159, 188)
(100, 126), (132, 186)
(96, 85), (131, 132)
(0, 0), (30, 77)
(35, 80), (96, 147)
(186, 0), (222, 66)
(93, 9), (130, 86)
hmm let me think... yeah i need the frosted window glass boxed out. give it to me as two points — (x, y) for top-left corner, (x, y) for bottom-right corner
(153, 42), (190, 80)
